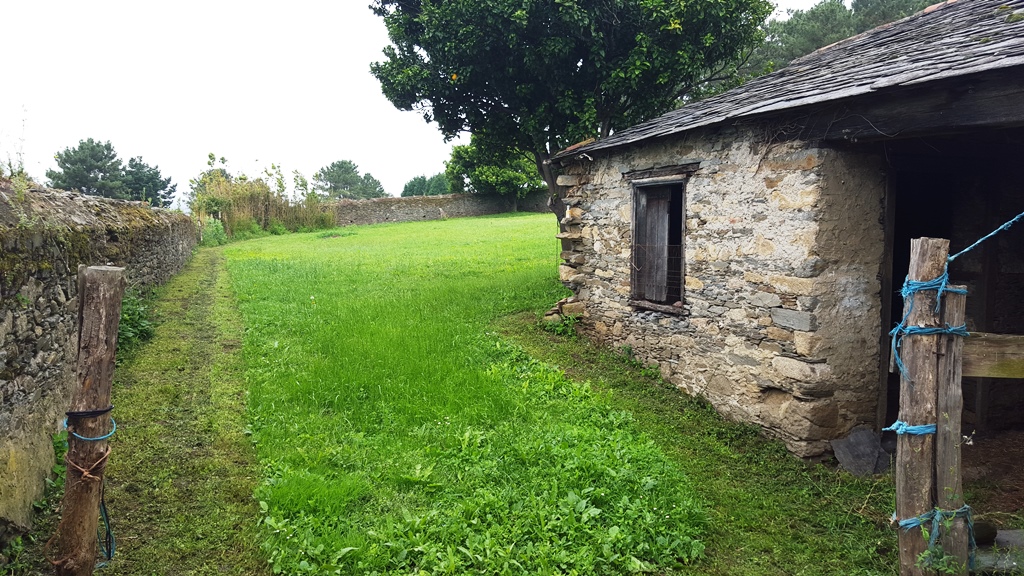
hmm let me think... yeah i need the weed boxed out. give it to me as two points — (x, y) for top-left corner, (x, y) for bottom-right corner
(117, 289), (155, 354)
(540, 312), (578, 337)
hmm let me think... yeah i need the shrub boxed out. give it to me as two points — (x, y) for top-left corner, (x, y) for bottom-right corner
(200, 216), (228, 246)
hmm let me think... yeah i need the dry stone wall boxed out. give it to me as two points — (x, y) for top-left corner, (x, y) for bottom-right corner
(556, 124), (887, 457)
(330, 192), (547, 226)
(0, 186), (195, 544)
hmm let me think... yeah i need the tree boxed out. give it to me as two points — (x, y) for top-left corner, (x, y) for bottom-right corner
(312, 160), (386, 199)
(400, 173), (450, 197)
(313, 160), (362, 198)
(852, 0), (931, 32)
(370, 0), (772, 228)
(446, 137), (545, 209)
(122, 157), (176, 207)
(46, 138), (126, 199)
(359, 173), (387, 199)
(401, 175), (429, 197)
(744, 0), (932, 74)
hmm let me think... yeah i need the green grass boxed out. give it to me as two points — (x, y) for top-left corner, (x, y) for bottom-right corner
(224, 214), (709, 575)
(499, 316), (899, 575)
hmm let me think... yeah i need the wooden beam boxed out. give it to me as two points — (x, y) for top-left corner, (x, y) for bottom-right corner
(963, 332), (1024, 379)
(793, 68), (1024, 143)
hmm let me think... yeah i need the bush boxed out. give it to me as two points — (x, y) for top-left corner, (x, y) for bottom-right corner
(200, 217), (228, 246)
(118, 290), (155, 354)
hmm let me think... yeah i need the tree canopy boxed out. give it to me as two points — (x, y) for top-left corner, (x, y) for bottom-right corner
(370, 0), (772, 193)
(745, 0), (932, 74)
(46, 138), (176, 207)
(312, 160), (387, 199)
(401, 173), (449, 197)
(446, 137), (546, 203)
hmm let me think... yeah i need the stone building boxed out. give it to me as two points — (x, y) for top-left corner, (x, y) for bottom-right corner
(552, 0), (1024, 456)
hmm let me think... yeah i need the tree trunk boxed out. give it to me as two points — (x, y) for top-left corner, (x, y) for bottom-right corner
(533, 150), (570, 252)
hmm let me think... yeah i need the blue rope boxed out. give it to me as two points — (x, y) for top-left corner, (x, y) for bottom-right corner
(61, 413), (117, 566)
(947, 208), (1024, 264)
(889, 208), (1024, 380)
(63, 416), (117, 442)
(898, 505), (976, 570)
(882, 420), (937, 435)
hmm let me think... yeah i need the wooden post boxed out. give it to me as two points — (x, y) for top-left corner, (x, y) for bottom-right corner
(936, 285), (968, 572)
(895, 238), (968, 575)
(52, 266), (125, 576)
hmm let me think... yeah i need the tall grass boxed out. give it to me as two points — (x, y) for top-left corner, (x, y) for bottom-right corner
(224, 214), (708, 574)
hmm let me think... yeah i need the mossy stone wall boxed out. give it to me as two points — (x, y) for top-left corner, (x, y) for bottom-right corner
(0, 185), (196, 545)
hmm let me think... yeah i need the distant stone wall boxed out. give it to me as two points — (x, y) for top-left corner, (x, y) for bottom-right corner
(330, 192), (548, 226)
(0, 186), (196, 544)
(555, 124), (887, 457)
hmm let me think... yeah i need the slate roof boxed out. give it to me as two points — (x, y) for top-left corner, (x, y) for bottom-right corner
(556, 0), (1024, 159)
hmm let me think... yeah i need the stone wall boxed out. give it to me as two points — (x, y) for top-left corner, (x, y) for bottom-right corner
(555, 124), (887, 457)
(330, 192), (548, 226)
(0, 186), (196, 543)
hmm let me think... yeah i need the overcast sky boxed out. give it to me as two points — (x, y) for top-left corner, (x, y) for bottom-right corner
(0, 0), (823, 204)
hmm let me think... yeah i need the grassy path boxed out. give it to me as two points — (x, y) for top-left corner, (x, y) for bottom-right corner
(99, 248), (266, 575)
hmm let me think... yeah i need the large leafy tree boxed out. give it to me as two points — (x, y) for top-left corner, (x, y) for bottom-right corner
(370, 0), (771, 223)
(446, 137), (546, 210)
(745, 0), (931, 74)
(122, 157), (176, 207)
(46, 138), (126, 199)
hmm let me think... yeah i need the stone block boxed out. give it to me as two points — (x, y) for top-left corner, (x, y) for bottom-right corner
(558, 265), (577, 282)
(684, 276), (704, 290)
(831, 426), (889, 477)
(770, 308), (817, 332)
(793, 331), (822, 356)
(769, 275), (815, 296)
(750, 291), (782, 308)
(561, 302), (586, 317)
(766, 327), (793, 341)
(772, 356), (832, 383)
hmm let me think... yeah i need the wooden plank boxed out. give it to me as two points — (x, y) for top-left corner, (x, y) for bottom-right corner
(646, 191), (670, 303)
(53, 265), (126, 576)
(798, 69), (1024, 143)
(936, 287), (968, 574)
(878, 176), (896, 429)
(896, 237), (947, 576)
(632, 189), (649, 300)
(963, 332), (1024, 378)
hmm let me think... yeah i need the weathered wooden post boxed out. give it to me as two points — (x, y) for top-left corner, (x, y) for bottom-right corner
(894, 238), (968, 575)
(52, 266), (125, 576)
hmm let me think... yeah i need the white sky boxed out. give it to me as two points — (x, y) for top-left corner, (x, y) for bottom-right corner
(0, 0), (821, 204)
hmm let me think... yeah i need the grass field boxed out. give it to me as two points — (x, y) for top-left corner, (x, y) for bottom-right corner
(224, 214), (709, 574)
(8, 212), (898, 575)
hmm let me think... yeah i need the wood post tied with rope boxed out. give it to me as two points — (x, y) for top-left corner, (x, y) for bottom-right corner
(50, 265), (126, 576)
(894, 238), (968, 575)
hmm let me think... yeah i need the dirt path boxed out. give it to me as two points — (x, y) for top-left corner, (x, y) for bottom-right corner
(99, 248), (267, 575)
(16, 248), (267, 575)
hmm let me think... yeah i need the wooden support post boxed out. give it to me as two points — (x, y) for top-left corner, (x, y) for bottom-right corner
(937, 286), (968, 572)
(52, 266), (125, 576)
(895, 238), (969, 576)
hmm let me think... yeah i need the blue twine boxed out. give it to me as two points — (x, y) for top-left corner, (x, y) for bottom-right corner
(882, 420), (937, 435)
(898, 505), (976, 570)
(63, 416), (117, 442)
(947, 209), (1024, 264)
(889, 208), (1024, 380)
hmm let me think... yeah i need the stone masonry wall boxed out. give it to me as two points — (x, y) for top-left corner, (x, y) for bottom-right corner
(331, 191), (548, 227)
(557, 124), (887, 457)
(0, 186), (196, 544)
